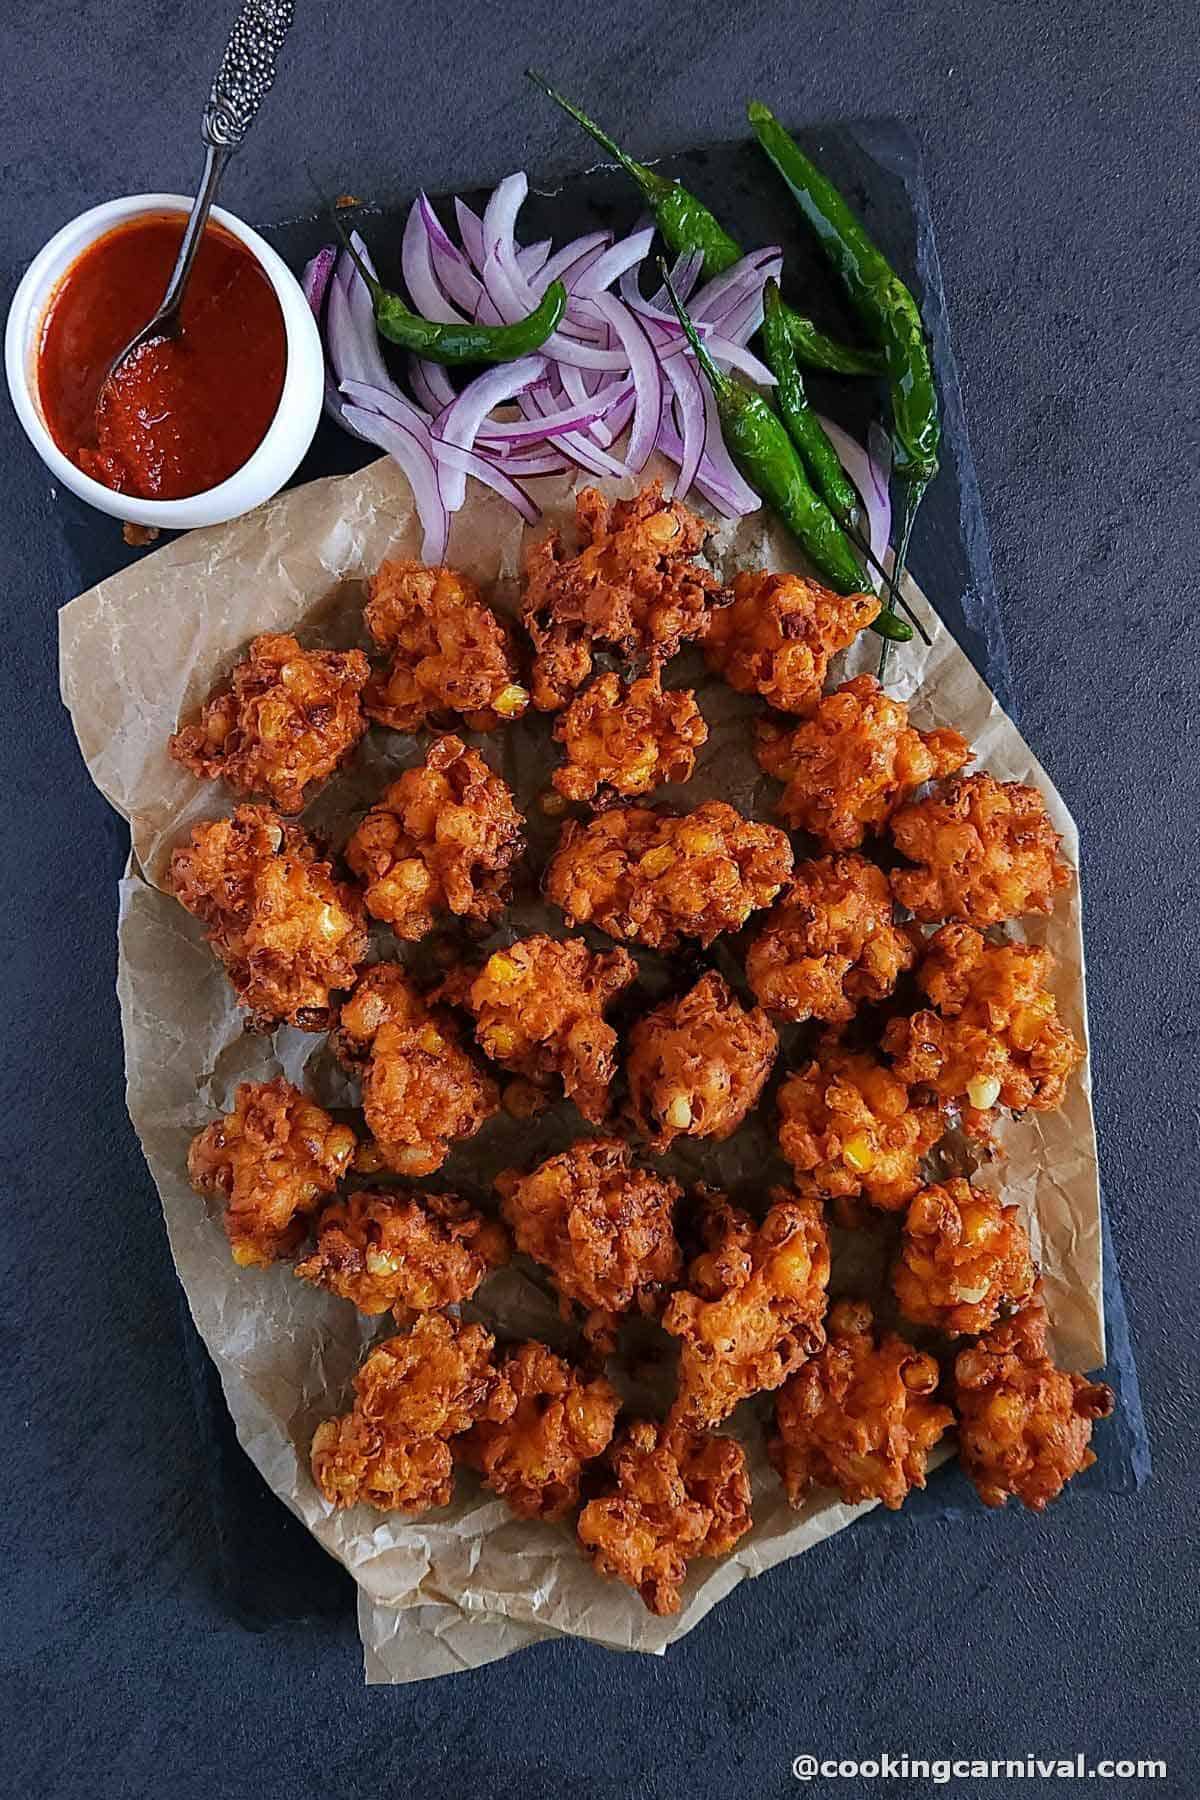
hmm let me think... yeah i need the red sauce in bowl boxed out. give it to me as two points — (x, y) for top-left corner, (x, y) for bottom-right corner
(37, 213), (287, 501)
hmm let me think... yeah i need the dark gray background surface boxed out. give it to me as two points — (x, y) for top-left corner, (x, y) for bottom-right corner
(1, 3), (1194, 1797)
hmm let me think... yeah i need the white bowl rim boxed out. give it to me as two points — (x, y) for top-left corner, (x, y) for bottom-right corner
(4, 192), (324, 529)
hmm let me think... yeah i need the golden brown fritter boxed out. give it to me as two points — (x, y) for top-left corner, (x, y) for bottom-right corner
(522, 482), (722, 711)
(295, 1189), (509, 1316)
(169, 805), (369, 1031)
(496, 1138), (682, 1326)
(746, 853), (917, 1024)
(458, 936), (637, 1124)
(333, 963), (499, 1176)
(704, 570), (879, 714)
(883, 923), (1083, 1132)
(345, 736), (524, 941)
(625, 972), (777, 1152)
(769, 1298), (953, 1510)
(755, 674), (971, 848)
(892, 1179), (1037, 1337)
(363, 559), (528, 732)
(188, 1077), (357, 1269)
(954, 1293), (1113, 1510)
(545, 801), (793, 951)
(311, 1312), (513, 1512)
(457, 1341), (621, 1521)
(551, 668), (708, 805)
(777, 1044), (943, 1212)
(169, 632), (370, 814)
(889, 773), (1072, 926)
(664, 1189), (830, 1428)
(577, 1418), (753, 1615)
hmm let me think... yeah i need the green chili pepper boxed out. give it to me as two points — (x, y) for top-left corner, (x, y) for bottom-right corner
(334, 218), (567, 366)
(762, 281), (929, 645)
(527, 72), (884, 378)
(746, 101), (940, 487)
(660, 264), (911, 646)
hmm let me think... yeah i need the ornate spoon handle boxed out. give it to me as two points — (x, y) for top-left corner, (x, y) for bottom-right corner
(203, 0), (296, 151)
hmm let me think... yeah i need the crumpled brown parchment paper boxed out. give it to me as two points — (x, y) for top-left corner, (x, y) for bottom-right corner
(58, 452), (1104, 1685)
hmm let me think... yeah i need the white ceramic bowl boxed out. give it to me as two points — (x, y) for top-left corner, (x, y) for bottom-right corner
(5, 193), (324, 529)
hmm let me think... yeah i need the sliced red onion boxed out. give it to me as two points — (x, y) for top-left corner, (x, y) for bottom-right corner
(691, 248), (782, 322)
(698, 379), (762, 514)
(402, 197), (466, 324)
(516, 237), (552, 277)
(662, 354), (705, 501)
(705, 337), (776, 385)
(302, 245), (337, 319)
(475, 392), (622, 444)
(429, 439), (540, 523)
(340, 377), (434, 440)
(646, 247), (704, 309)
(454, 198), (485, 270)
(818, 416), (894, 584)
(573, 227), (656, 296)
(533, 231), (612, 295)
(498, 449), (573, 477)
(581, 293), (660, 471)
(342, 403), (448, 563)
(408, 357), (455, 416)
(434, 356), (547, 509)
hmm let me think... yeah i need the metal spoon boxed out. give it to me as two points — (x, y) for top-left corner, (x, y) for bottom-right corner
(103, 0), (295, 387)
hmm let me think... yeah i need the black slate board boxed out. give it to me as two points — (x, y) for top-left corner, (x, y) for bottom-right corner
(58, 121), (1146, 1627)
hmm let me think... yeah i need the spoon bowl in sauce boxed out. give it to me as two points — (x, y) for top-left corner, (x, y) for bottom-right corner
(6, 193), (323, 529)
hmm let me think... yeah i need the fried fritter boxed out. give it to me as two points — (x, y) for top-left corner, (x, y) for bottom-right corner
(169, 805), (369, 1031)
(954, 1293), (1113, 1509)
(545, 801), (793, 951)
(664, 1189), (830, 1428)
(333, 963), (499, 1176)
(893, 1179), (1036, 1337)
(769, 1298), (953, 1510)
(578, 1418), (753, 1615)
(457, 1341), (621, 1521)
(883, 923), (1083, 1131)
(363, 559), (528, 732)
(889, 772), (1072, 926)
(169, 632), (370, 814)
(625, 972), (777, 1152)
(777, 1044), (943, 1212)
(496, 1138), (682, 1326)
(187, 1077), (357, 1268)
(345, 735), (524, 941)
(522, 482), (722, 711)
(311, 1312), (513, 1512)
(746, 853), (917, 1024)
(704, 570), (879, 714)
(552, 668), (708, 805)
(295, 1188), (509, 1316)
(755, 674), (971, 848)
(459, 935), (637, 1124)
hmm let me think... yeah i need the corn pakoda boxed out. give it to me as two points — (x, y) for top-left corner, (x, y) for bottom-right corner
(777, 1044), (942, 1212)
(333, 963), (498, 1175)
(457, 1341), (621, 1521)
(954, 1294), (1113, 1510)
(345, 735), (524, 941)
(890, 773), (1071, 926)
(664, 1189), (830, 1428)
(755, 674), (971, 848)
(295, 1188), (509, 1316)
(551, 668), (708, 804)
(746, 853), (916, 1024)
(577, 1418), (753, 1614)
(625, 972), (776, 1152)
(169, 632), (370, 814)
(459, 935), (636, 1124)
(363, 559), (528, 732)
(188, 1077), (357, 1268)
(169, 805), (369, 1031)
(704, 570), (879, 715)
(893, 1179), (1036, 1337)
(311, 1312), (512, 1512)
(522, 483), (722, 711)
(545, 801), (792, 951)
(770, 1299), (953, 1510)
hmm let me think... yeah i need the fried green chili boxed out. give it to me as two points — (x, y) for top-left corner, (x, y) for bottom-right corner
(660, 264), (910, 642)
(761, 281), (929, 644)
(527, 72), (883, 377)
(333, 218), (567, 366)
